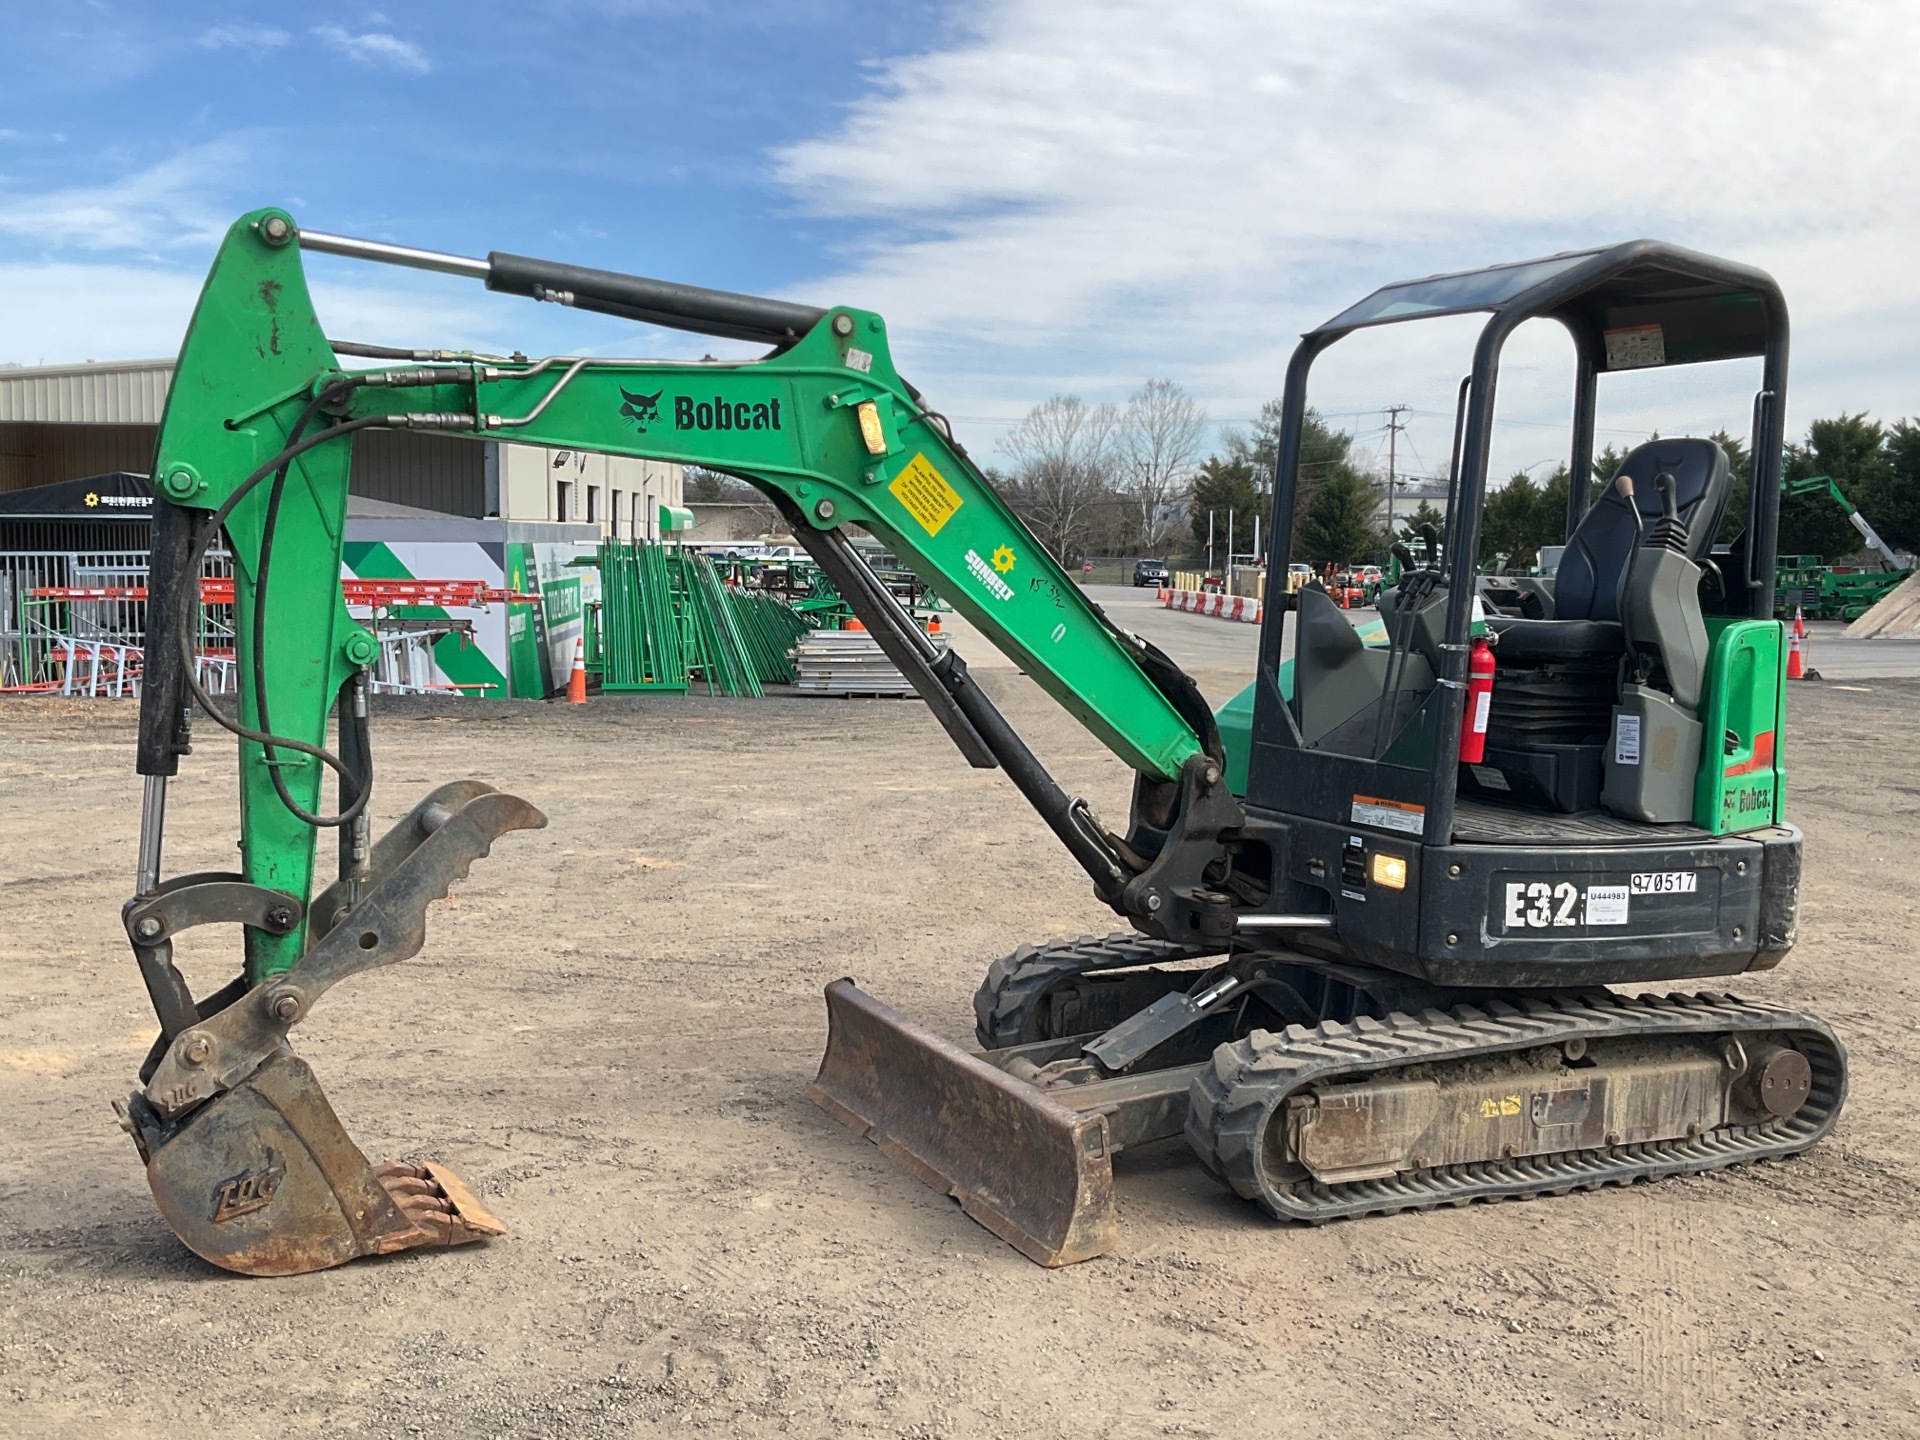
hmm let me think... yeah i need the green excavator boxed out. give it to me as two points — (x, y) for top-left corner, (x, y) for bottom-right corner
(120, 210), (1842, 1274)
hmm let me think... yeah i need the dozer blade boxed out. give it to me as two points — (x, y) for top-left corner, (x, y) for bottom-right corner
(132, 1052), (503, 1277)
(809, 978), (1116, 1267)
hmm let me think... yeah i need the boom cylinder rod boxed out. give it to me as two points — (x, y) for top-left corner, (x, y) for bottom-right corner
(296, 229), (490, 280)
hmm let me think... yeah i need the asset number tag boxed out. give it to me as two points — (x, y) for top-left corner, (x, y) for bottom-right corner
(1630, 871), (1698, 894)
(1498, 881), (1631, 931)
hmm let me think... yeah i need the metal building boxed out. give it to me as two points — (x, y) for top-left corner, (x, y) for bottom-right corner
(0, 358), (684, 535)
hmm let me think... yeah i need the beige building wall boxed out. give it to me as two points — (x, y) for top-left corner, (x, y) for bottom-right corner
(495, 443), (684, 539)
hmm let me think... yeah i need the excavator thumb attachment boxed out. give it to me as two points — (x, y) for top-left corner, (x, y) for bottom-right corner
(808, 978), (1116, 1267)
(121, 783), (541, 1276)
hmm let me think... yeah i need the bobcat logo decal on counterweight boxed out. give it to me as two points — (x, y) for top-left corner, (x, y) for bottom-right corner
(619, 386), (664, 433)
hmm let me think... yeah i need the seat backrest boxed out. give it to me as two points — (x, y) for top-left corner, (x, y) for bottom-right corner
(1552, 438), (1731, 623)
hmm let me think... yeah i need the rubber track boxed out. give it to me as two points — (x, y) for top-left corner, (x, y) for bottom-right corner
(973, 931), (1220, 1049)
(1185, 989), (1846, 1222)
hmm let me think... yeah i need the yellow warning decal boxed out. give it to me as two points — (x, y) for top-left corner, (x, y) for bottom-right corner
(890, 453), (963, 536)
(1477, 1094), (1523, 1119)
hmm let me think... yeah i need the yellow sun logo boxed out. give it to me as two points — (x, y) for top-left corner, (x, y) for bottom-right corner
(991, 545), (1016, 573)
(84, 492), (100, 507)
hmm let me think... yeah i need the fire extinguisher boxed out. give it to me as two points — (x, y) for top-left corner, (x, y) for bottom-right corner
(1460, 637), (1495, 764)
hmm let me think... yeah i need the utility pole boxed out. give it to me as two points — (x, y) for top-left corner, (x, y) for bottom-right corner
(1384, 403), (1410, 538)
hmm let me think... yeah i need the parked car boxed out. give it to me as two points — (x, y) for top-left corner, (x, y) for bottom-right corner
(1133, 558), (1170, 587)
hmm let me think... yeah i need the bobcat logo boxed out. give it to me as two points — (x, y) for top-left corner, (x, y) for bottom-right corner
(618, 386), (664, 433)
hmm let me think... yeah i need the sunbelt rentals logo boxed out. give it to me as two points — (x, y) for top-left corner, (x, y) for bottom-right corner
(966, 548), (1014, 601)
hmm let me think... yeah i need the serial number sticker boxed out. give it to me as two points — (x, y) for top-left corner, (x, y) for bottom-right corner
(1630, 871), (1698, 894)
(1351, 794), (1424, 835)
(888, 453), (963, 536)
(1585, 886), (1630, 925)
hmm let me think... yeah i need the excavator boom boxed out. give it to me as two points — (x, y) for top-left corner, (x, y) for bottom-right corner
(124, 209), (1236, 1274)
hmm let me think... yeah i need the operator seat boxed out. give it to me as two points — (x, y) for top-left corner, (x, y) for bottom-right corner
(1492, 438), (1733, 661)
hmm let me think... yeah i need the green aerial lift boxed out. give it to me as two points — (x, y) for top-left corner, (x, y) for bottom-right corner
(120, 213), (1842, 1274)
(1776, 474), (1910, 620)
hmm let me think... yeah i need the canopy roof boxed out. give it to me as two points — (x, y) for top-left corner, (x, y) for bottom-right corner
(1314, 240), (1780, 369)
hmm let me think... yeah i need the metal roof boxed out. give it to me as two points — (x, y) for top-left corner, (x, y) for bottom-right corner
(0, 358), (174, 425)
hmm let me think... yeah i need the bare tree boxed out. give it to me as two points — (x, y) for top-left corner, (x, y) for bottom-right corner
(996, 395), (1120, 563)
(1119, 379), (1208, 555)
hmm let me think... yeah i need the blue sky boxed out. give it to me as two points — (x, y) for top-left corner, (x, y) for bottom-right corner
(3, 1), (1917, 481)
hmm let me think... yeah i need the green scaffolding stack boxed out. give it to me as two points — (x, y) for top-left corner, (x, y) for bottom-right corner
(727, 587), (811, 685)
(669, 547), (761, 697)
(596, 540), (689, 693)
(597, 541), (814, 696)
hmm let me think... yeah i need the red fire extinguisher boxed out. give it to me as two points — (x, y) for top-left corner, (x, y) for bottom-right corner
(1460, 637), (1495, 764)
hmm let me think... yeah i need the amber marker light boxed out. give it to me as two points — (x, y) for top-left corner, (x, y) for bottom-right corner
(1370, 852), (1408, 890)
(856, 401), (887, 454)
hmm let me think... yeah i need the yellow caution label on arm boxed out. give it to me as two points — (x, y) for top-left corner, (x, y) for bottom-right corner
(889, 453), (963, 536)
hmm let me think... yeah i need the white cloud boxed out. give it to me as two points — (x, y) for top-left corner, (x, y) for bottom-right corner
(0, 142), (244, 253)
(198, 24), (290, 55)
(311, 25), (432, 73)
(775, 0), (1920, 463)
(0, 261), (523, 368)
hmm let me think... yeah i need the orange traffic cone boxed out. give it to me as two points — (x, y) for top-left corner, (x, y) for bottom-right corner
(927, 616), (941, 633)
(566, 635), (587, 703)
(845, 618), (867, 632)
(1786, 630), (1804, 680)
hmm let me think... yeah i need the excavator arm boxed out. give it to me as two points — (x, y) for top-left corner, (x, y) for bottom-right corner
(123, 208), (1245, 1274)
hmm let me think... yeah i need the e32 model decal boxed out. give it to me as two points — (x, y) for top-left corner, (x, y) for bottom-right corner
(1497, 880), (1631, 931)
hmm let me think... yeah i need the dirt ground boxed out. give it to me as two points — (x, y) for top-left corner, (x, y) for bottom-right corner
(4, 661), (1919, 1439)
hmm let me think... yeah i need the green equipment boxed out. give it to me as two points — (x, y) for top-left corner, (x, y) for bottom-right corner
(1775, 475), (1910, 619)
(124, 214), (1841, 1275)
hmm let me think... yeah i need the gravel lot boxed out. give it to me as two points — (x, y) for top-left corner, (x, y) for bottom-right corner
(3, 606), (1918, 1438)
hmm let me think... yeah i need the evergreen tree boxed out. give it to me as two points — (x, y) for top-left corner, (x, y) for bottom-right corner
(1188, 454), (1262, 553)
(1296, 467), (1382, 566)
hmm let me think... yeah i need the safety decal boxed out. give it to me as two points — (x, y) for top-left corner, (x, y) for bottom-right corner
(1351, 794), (1424, 836)
(1604, 323), (1665, 369)
(890, 453), (963, 536)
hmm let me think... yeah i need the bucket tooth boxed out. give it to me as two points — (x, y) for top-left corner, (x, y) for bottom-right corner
(809, 978), (1116, 1267)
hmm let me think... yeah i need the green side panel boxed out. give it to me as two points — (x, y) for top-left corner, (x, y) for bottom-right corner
(1215, 681), (1257, 797)
(1693, 618), (1787, 834)
(344, 541), (510, 698)
(150, 209), (365, 981)
(503, 543), (547, 699)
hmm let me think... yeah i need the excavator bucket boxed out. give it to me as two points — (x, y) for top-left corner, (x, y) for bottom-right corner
(129, 1052), (503, 1277)
(808, 978), (1116, 1267)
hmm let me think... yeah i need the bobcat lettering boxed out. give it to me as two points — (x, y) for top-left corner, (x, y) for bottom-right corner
(675, 396), (782, 432)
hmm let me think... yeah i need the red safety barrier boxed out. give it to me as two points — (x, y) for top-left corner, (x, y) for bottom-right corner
(31, 579), (539, 607)
(1158, 588), (1263, 625)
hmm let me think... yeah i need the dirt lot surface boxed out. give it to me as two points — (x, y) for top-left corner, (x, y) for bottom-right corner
(4, 647), (1919, 1438)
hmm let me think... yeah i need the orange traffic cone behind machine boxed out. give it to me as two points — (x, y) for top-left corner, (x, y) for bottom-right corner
(566, 635), (587, 703)
(1788, 604), (1815, 681)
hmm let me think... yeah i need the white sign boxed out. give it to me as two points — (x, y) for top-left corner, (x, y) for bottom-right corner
(1615, 714), (1642, 766)
(1630, 871), (1698, 894)
(1585, 886), (1631, 925)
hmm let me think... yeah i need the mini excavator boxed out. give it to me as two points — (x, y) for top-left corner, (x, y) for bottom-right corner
(121, 210), (1842, 1274)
